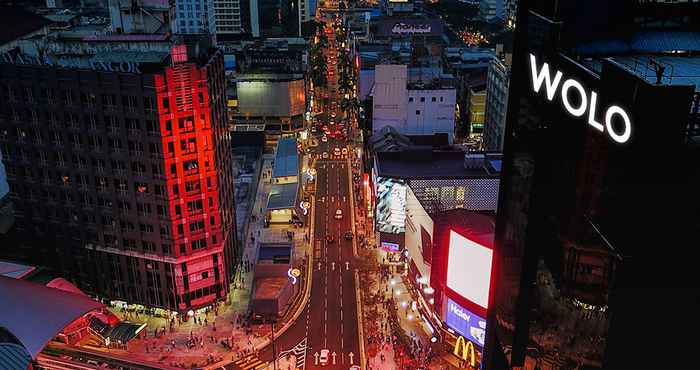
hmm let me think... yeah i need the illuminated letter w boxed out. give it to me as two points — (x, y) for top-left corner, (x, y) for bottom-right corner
(529, 53), (562, 101)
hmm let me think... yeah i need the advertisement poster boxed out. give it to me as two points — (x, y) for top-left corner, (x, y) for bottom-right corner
(445, 298), (486, 347)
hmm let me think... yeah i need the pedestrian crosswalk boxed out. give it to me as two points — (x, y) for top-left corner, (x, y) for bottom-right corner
(232, 354), (268, 370)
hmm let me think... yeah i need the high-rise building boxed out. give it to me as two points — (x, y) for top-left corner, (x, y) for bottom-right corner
(0, 33), (237, 312)
(171, 0), (216, 35)
(483, 53), (511, 151)
(479, 0), (505, 24)
(250, 0), (301, 38)
(212, 0), (245, 36)
(484, 1), (700, 369)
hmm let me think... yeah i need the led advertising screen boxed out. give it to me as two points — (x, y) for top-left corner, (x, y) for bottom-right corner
(446, 230), (493, 309)
(375, 177), (407, 234)
(381, 242), (400, 253)
(445, 297), (487, 347)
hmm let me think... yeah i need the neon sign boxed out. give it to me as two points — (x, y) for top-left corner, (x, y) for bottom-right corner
(287, 268), (301, 285)
(528, 53), (632, 144)
(392, 23), (432, 35)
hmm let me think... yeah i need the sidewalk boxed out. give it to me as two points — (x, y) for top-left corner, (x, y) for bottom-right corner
(100, 158), (289, 369)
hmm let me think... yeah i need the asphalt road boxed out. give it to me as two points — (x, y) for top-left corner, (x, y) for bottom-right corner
(238, 17), (361, 370)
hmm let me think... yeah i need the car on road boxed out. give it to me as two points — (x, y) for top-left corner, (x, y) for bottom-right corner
(321, 136), (328, 143)
(326, 235), (335, 243)
(320, 349), (330, 366)
(311, 126), (317, 133)
(333, 147), (341, 157)
(341, 148), (348, 156)
(335, 209), (343, 219)
(344, 231), (353, 240)
(322, 152), (329, 159)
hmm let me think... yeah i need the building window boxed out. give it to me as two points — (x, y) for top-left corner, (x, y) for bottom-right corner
(420, 97), (425, 102)
(416, 110), (421, 115)
(431, 97), (436, 102)
(440, 96), (444, 102)
(409, 97), (414, 102)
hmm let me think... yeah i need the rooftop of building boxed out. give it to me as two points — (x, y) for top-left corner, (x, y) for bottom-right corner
(253, 277), (289, 300)
(272, 137), (299, 179)
(375, 150), (502, 180)
(0, 12), (219, 74)
(266, 183), (299, 210)
(570, 30), (700, 92)
(368, 126), (450, 152)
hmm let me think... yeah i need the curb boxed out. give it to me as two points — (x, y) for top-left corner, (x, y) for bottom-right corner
(206, 196), (315, 370)
(354, 270), (367, 370)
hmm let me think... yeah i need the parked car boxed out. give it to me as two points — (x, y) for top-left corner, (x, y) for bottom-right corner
(326, 234), (335, 243)
(335, 209), (343, 219)
(344, 231), (353, 240)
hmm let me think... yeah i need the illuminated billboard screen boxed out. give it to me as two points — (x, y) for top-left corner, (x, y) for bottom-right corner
(375, 177), (406, 234)
(446, 230), (493, 309)
(445, 298), (486, 347)
(381, 242), (400, 253)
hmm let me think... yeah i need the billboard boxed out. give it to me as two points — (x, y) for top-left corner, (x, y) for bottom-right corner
(445, 298), (486, 347)
(446, 230), (493, 309)
(376, 19), (443, 37)
(375, 177), (407, 234)
(236, 79), (306, 117)
(381, 242), (401, 253)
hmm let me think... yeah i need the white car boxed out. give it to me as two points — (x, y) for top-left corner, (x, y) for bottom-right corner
(321, 136), (328, 143)
(320, 349), (330, 366)
(341, 148), (348, 156)
(322, 152), (329, 159)
(334, 209), (343, 220)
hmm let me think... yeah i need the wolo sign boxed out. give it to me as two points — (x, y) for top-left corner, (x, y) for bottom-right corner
(529, 53), (632, 144)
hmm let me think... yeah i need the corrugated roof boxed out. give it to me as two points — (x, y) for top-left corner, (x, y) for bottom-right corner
(0, 343), (30, 370)
(266, 183), (299, 210)
(0, 276), (104, 359)
(272, 138), (299, 178)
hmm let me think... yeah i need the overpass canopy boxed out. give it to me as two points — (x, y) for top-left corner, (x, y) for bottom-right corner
(0, 276), (104, 359)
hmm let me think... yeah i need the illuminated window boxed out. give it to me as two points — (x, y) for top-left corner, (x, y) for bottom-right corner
(456, 186), (465, 206)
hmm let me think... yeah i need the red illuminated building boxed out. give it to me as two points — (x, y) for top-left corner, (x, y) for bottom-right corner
(0, 38), (237, 313)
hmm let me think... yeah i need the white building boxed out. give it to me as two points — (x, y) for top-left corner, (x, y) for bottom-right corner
(213, 0), (244, 35)
(109, 0), (172, 34)
(484, 54), (510, 151)
(479, 0), (505, 24)
(373, 64), (457, 142)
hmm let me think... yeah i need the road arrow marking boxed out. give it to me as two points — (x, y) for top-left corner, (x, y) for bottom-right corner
(331, 262), (335, 271)
(345, 261), (350, 270)
(331, 352), (337, 365)
(349, 352), (354, 365)
(314, 352), (319, 365)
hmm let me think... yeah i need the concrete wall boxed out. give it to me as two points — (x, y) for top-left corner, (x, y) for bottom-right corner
(372, 64), (408, 134)
(404, 186), (433, 280)
(406, 88), (456, 140)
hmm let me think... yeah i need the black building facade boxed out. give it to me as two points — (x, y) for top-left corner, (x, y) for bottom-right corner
(486, 1), (700, 369)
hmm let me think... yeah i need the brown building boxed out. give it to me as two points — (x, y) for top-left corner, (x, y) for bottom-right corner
(0, 36), (238, 313)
